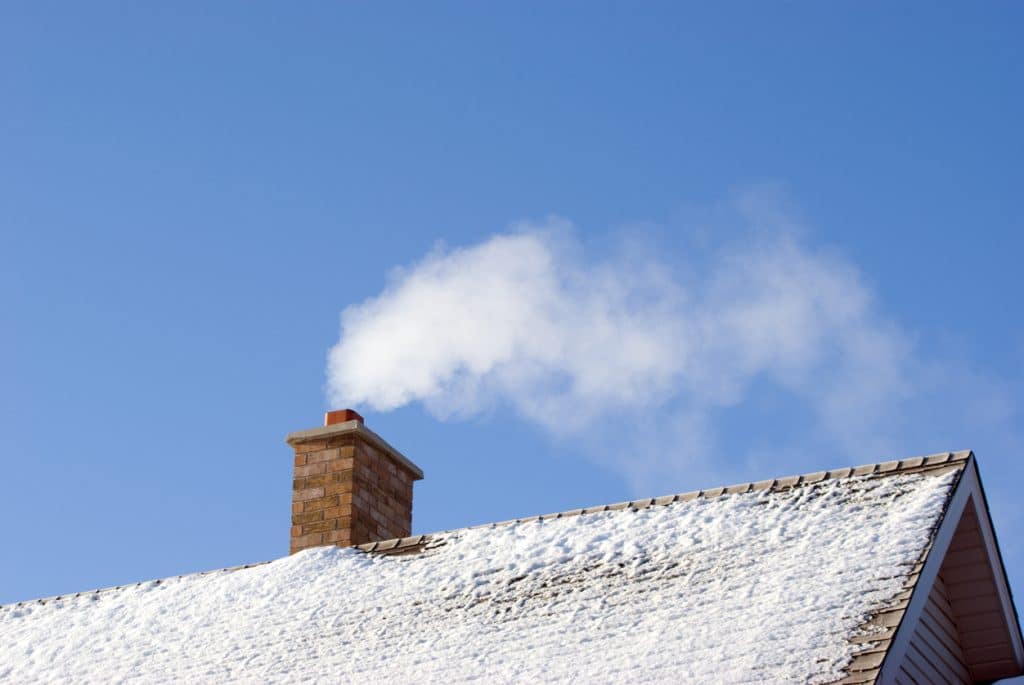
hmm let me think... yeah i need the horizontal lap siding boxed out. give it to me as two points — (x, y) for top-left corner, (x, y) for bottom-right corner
(896, 574), (971, 684)
(892, 498), (1022, 684)
(897, 659), (927, 684)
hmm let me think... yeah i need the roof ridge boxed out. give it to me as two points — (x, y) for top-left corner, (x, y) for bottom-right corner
(1, 450), (972, 608)
(355, 450), (973, 554)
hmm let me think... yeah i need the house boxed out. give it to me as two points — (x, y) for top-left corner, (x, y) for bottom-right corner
(1, 410), (1021, 684)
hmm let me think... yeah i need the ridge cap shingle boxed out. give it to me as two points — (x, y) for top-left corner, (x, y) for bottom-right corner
(2, 450), (972, 608)
(357, 449), (972, 555)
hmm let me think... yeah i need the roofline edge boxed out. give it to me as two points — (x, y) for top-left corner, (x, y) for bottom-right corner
(0, 449), (974, 609)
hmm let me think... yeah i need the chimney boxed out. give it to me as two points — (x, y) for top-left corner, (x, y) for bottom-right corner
(286, 409), (424, 554)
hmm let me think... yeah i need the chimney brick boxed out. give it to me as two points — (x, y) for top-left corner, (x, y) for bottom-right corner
(285, 411), (423, 554)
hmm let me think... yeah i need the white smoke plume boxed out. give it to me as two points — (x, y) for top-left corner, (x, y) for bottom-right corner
(326, 213), (918, 488)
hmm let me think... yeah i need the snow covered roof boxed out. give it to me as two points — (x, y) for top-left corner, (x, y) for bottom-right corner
(2, 450), (1021, 684)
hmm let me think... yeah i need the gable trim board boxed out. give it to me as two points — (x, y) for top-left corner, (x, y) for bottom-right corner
(872, 456), (1024, 684)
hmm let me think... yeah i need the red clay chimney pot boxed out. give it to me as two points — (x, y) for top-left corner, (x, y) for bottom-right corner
(324, 408), (364, 426)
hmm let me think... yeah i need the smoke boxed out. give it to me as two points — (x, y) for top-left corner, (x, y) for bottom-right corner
(326, 210), (922, 488)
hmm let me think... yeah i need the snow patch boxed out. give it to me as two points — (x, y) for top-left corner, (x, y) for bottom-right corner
(0, 471), (955, 684)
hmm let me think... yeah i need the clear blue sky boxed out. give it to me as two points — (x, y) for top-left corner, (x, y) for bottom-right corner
(2, 0), (1022, 630)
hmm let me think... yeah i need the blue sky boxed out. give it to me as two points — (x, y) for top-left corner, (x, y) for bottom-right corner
(1, 0), (1022, 628)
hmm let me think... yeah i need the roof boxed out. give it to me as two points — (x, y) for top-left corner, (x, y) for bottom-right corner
(1, 450), (1020, 684)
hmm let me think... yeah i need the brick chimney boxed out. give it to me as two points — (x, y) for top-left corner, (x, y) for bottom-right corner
(286, 409), (424, 554)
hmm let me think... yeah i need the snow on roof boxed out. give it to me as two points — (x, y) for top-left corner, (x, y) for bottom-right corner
(0, 459), (963, 684)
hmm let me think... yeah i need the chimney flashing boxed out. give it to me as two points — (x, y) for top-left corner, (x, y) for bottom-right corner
(286, 420), (424, 481)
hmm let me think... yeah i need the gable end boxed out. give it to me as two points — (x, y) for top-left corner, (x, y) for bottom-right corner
(875, 456), (1024, 684)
